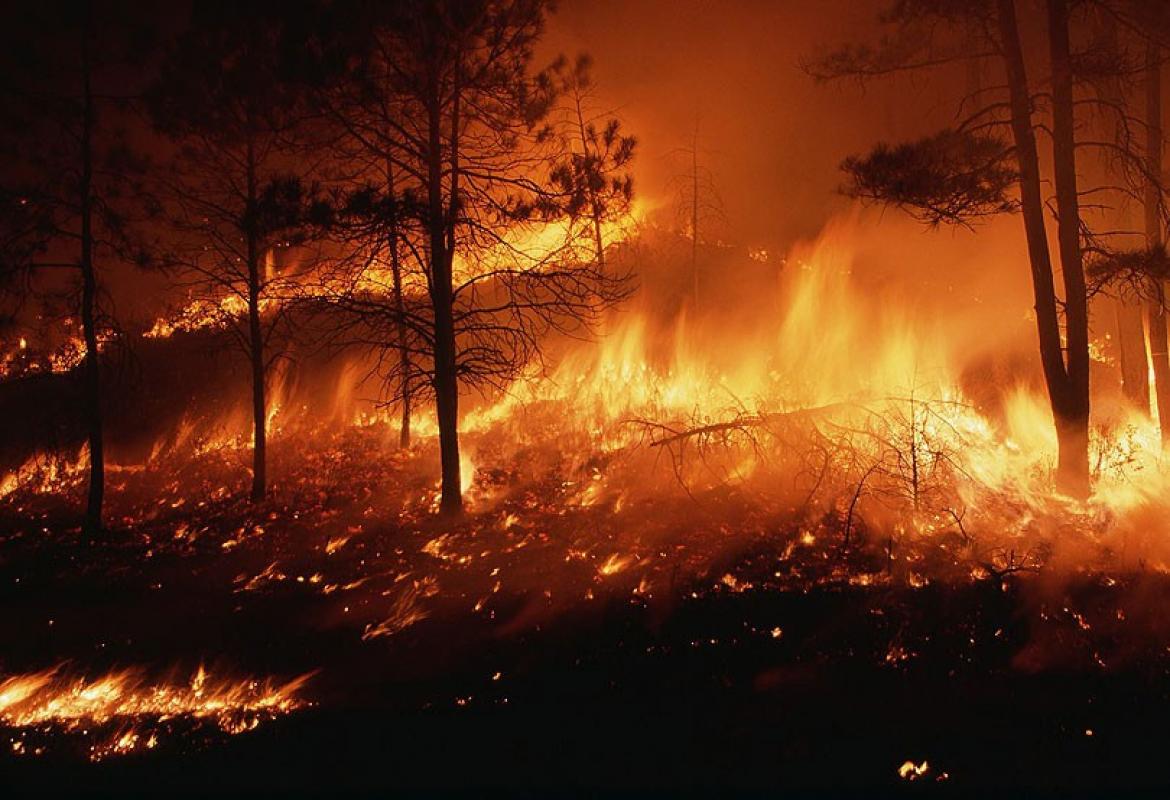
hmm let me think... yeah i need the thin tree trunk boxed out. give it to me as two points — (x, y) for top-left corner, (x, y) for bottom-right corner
(245, 136), (266, 503)
(591, 196), (606, 271)
(1046, 0), (1091, 495)
(1144, 36), (1170, 442)
(691, 128), (699, 311)
(573, 89), (606, 269)
(79, 19), (103, 534)
(996, 0), (1087, 495)
(386, 156), (411, 448)
(1097, 12), (1151, 413)
(392, 240), (412, 450)
(1147, 292), (1168, 433)
(427, 72), (462, 516)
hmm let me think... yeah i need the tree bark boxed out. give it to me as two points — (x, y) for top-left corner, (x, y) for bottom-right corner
(245, 135), (267, 503)
(1046, 0), (1091, 495)
(79, 19), (104, 534)
(1144, 36), (1170, 443)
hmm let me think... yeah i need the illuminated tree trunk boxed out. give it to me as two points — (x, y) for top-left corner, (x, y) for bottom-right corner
(426, 76), (463, 516)
(996, 0), (1089, 496)
(79, 22), (104, 534)
(245, 136), (267, 503)
(1116, 299), (1149, 410)
(1144, 38), (1170, 443)
(1046, 0), (1090, 494)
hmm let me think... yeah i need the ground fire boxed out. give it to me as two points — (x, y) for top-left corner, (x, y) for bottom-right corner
(3, 0), (1170, 795)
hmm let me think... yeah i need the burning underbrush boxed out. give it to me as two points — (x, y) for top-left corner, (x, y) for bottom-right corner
(3, 226), (1169, 600)
(5, 223), (1170, 785)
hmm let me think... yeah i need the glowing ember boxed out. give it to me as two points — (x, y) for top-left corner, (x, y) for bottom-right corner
(898, 760), (930, 780)
(598, 553), (634, 576)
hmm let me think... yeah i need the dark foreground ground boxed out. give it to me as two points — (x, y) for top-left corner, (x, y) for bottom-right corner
(5, 510), (1170, 798)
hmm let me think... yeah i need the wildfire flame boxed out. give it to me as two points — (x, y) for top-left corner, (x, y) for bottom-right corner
(7, 218), (1170, 569)
(0, 664), (312, 761)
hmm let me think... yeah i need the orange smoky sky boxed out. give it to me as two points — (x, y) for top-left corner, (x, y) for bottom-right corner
(544, 0), (962, 249)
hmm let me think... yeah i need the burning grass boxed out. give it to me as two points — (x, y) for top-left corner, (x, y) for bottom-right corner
(0, 664), (311, 761)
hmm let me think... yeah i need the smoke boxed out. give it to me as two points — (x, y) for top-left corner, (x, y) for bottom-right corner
(543, 0), (958, 249)
(540, 0), (1055, 392)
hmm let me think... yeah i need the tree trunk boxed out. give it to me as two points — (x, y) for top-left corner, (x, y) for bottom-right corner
(996, 0), (1088, 495)
(1097, 13), (1151, 413)
(1144, 37), (1170, 443)
(1116, 298), (1150, 409)
(245, 137), (266, 503)
(691, 129), (699, 312)
(247, 256), (266, 503)
(573, 89), (606, 269)
(1145, 288), (1168, 433)
(1046, 0), (1091, 495)
(427, 76), (462, 516)
(79, 24), (103, 535)
(393, 243), (412, 449)
(386, 156), (411, 448)
(433, 335), (461, 514)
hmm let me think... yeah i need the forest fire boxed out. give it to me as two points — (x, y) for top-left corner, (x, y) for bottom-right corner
(5, 0), (1170, 795)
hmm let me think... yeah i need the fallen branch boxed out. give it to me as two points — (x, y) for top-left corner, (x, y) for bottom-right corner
(643, 402), (857, 448)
